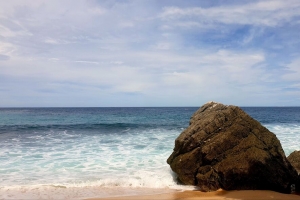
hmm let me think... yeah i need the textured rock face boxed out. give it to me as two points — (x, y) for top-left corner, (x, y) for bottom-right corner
(288, 151), (300, 194)
(167, 102), (298, 193)
(288, 151), (300, 174)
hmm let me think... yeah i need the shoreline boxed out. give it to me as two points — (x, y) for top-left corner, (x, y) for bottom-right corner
(2, 186), (300, 199)
(86, 189), (300, 200)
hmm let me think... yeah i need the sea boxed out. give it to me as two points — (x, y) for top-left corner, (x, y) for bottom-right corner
(0, 107), (299, 199)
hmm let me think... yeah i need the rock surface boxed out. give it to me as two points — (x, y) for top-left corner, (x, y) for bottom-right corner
(288, 151), (300, 174)
(167, 102), (298, 193)
(288, 151), (300, 194)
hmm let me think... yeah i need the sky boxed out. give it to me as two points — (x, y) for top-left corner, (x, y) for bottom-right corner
(0, 0), (300, 107)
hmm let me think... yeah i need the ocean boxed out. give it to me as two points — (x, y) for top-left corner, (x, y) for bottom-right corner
(0, 107), (299, 199)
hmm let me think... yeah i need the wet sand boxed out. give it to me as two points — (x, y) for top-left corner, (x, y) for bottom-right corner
(87, 189), (300, 200)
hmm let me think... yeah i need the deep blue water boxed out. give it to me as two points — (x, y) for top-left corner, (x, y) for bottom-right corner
(0, 107), (195, 133)
(1, 106), (299, 132)
(0, 106), (299, 199)
(243, 107), (300, 124)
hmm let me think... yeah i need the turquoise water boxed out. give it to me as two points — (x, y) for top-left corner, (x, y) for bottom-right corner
(0, 107), (299, 199)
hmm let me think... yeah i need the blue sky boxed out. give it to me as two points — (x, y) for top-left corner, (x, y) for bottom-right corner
(0, 0), (300, 107)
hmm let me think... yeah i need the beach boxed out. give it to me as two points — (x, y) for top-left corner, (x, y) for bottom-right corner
(87, 189), (300, 200)
(1, 186), (300, 199)
(1, 107), (300, 199)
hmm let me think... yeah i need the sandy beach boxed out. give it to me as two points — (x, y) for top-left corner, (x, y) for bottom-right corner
(87, 189), (300, 200)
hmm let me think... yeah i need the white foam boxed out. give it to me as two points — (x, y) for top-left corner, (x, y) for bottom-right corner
(1, 123), (299, 199)
(0, 185), (183, 200)
(0, 166), (195, 199)
(0, 129), (188, 191)
(265, 124), (300, 155)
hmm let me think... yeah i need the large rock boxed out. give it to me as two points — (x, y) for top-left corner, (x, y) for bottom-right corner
(288, 151), (300, 194)
(288, 151), (300, 174)
(167, 102), (298, 193)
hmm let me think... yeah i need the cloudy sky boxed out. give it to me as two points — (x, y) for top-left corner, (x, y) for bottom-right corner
(1, 0), (300, 107)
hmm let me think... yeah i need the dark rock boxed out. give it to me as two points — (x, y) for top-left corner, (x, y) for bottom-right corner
(288, 151), (300, 174)
(167, 102), (298, 193)
(288, 151), (300, 193)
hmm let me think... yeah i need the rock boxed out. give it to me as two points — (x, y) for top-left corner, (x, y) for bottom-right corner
(167, 102), (298, 193)
(288, 151), (300, 193)
(288, 151), (300, 174)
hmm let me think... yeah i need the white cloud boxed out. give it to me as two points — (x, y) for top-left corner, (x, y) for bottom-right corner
(1, 48), (266, 95)
(74, 60), (99, 65)
(151, 42), (172, 50)
(282, 58), (300, 81)
(160, 0), (300, 27)
(0, 19), (32, 38)
(0, 42), (16, 56)
(44, 38), (60, 45)
(89, 7), (107, 15)
(241, 28), (264, 45)
(160, 50), (266, 94)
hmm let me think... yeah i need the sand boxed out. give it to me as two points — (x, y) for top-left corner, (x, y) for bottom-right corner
(86, 189), (300, 200)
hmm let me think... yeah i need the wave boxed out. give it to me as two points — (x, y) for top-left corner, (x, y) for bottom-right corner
(0, 167), (196, 199)
(0, 122), (184, 134)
